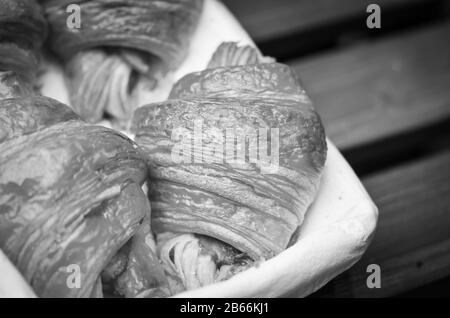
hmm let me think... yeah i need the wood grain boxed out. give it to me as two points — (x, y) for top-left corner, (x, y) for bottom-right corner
(222, 0), (439, 43)
(310, 151), (450, 297)
(289, 21), (450, 150)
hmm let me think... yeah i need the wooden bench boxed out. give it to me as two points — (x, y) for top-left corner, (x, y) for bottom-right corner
(290, 21), (450, 175)
(223, 0), (449, 59)
(223, 0), (450, 297)
(312, 151), (450, 297)
(224, 0), (440, 41)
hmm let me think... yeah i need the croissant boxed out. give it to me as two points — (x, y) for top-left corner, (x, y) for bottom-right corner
(41, 0), (204, 126)
(0, 0), (168, 298)
(131, 42), (327, 292)
(0, 0), (47, 86)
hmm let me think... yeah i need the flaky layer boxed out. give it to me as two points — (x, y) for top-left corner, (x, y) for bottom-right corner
(132, 53), (326, 261)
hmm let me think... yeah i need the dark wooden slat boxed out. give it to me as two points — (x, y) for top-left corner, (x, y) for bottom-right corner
(222, 0), (438, 44)
(289, 21), (450, 150)
(341, 118), (450, 177)
(311, 152), (450, 297)
(396, 274), (450, 297)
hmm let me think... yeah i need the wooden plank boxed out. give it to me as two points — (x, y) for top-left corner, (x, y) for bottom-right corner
(396, 272), (450, 297)
(310, 151), (450, 297)
(222, 0), (440, 44)
(339, 118), (450, 176)
(290, 21), (450, 150)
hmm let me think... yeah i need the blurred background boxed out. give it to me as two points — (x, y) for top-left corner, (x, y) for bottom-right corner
(222, 0), (450, 297)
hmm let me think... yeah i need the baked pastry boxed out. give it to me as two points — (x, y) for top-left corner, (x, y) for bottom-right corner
(131, 42), (327, 292)
(1, 1), (327, 296)
(0, 101), (168, 298)
(0, 0), (168, 297)
(0, 0), (47, 87)
(41, 0), (204, 126)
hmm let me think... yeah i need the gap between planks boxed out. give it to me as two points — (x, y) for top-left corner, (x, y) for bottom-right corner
(222, 0), (445, 46)
(289, 20), (450, 151)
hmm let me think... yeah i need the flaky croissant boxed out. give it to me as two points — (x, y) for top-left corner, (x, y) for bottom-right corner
(41, 0), (204, 125)
(0, 103), (168, 298)
(0, 0), (168, 297)
(0, 0), (47, 87)
(131, 42), (327, 292)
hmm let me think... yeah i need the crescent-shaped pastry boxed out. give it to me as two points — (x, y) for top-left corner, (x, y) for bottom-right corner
(132, 42), (327, 292)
